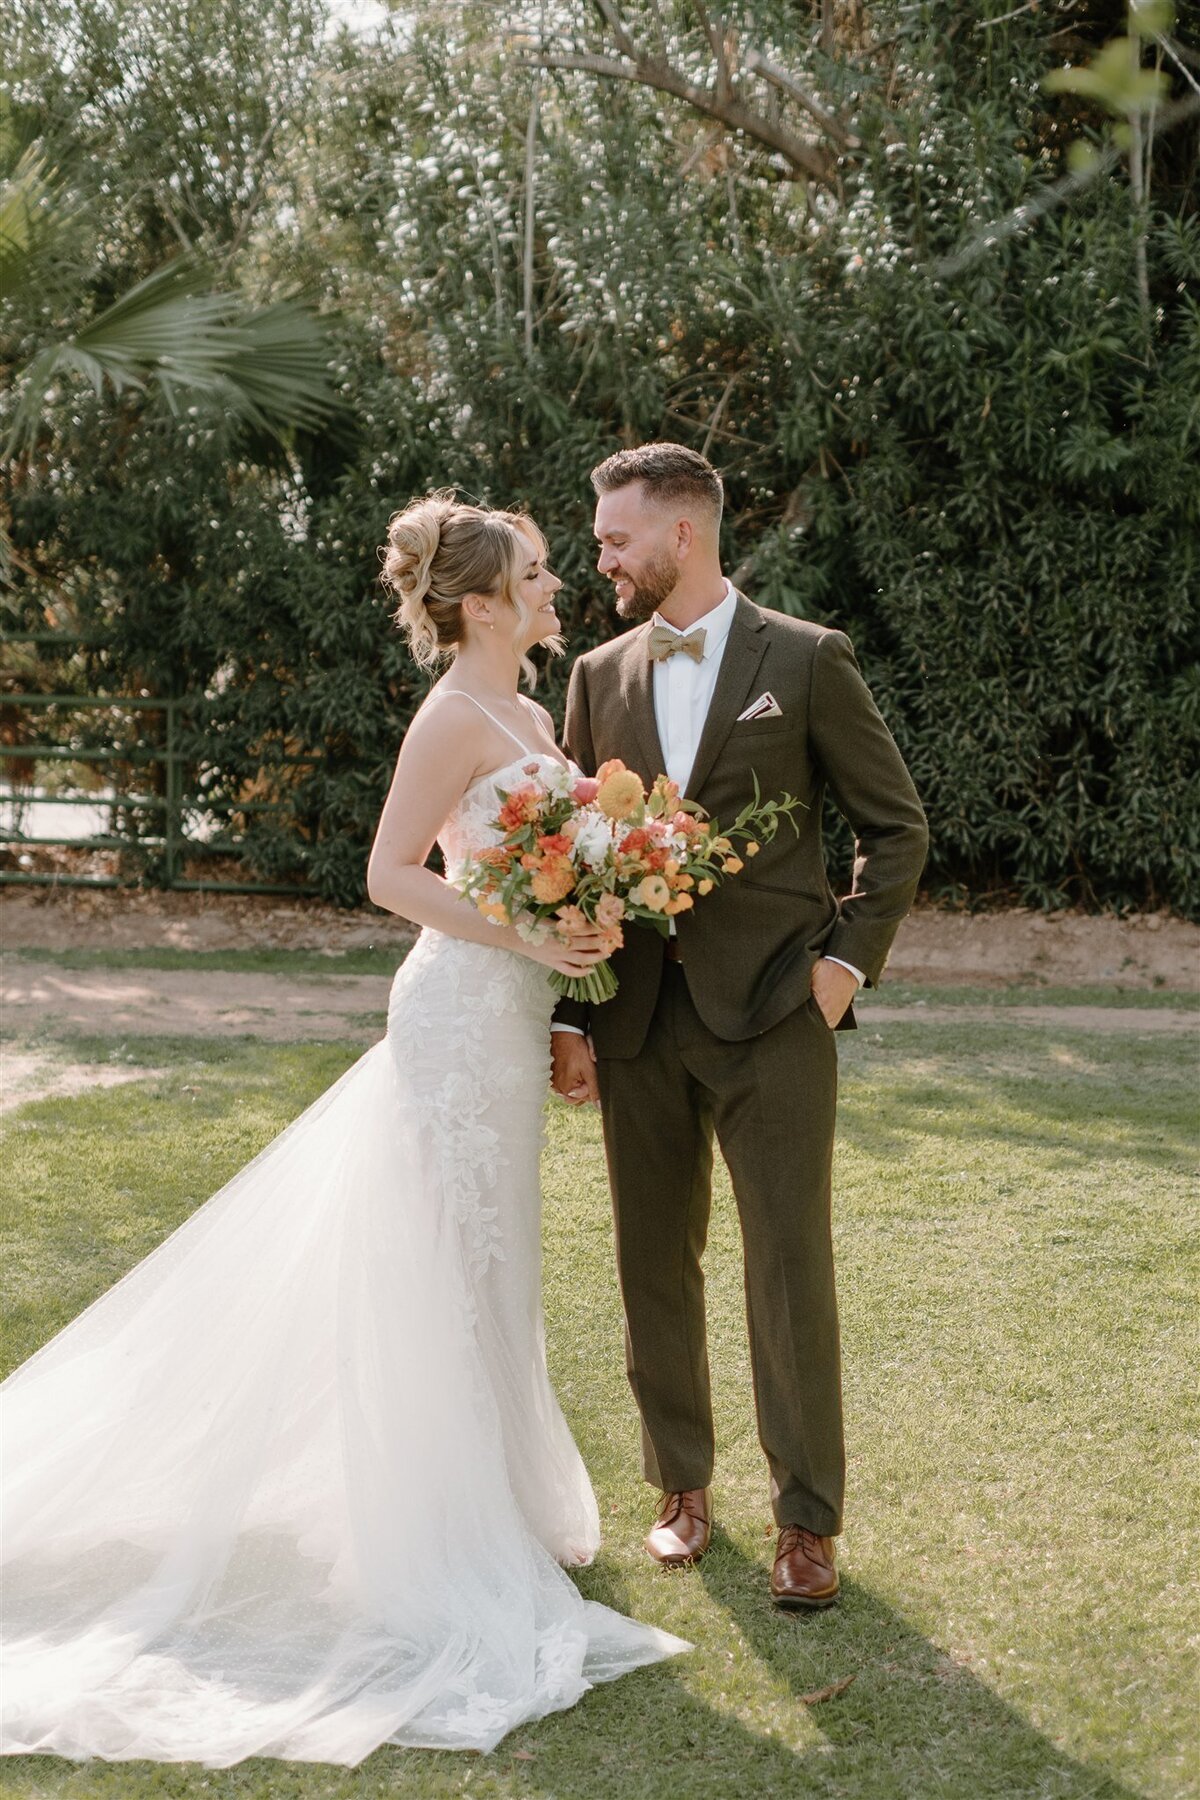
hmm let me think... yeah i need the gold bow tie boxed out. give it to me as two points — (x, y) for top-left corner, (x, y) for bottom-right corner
(647, 624), (706, 664)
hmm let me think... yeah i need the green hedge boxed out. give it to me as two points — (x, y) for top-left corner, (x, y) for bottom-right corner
(4, 1), (1197, 913)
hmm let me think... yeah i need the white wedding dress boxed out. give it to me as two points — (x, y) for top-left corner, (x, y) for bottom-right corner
(0, 734), (687, 1767)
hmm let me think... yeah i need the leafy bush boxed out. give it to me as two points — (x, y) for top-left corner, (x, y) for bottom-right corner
(3, 1), (1196, 912)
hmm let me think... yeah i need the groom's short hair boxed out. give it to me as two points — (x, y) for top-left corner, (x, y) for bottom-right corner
(590, 443), (723, 523)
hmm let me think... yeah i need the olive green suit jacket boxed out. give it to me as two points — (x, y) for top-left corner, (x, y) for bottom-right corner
(556, 595), (929, 1059)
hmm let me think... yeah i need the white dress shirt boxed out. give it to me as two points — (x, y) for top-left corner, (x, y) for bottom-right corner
(552, 581), (862, 1032)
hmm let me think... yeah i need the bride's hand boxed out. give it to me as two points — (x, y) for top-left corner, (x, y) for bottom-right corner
(524, 923), (611, 980)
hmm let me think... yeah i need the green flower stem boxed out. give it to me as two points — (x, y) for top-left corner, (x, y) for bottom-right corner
(549, 961), (620, 1006)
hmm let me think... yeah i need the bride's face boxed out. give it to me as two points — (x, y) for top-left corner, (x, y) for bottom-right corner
(513, 531), (564, 652)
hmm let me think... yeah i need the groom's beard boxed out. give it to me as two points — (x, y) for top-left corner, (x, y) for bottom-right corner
(613, 550), (679, 622)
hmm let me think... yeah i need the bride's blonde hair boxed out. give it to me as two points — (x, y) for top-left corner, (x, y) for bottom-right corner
(381, 491), (560, 684)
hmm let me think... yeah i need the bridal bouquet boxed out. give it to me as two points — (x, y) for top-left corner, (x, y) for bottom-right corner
(454, 758), (803, 1004)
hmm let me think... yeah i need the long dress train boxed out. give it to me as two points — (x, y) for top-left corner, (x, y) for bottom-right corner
(0, 749), (687, 1766)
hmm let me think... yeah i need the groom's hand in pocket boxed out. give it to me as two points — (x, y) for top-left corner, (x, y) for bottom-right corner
(551, 1031), (600, 1106)
(810, 957), (859, 1029)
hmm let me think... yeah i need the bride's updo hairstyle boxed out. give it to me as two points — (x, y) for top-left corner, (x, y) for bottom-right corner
(382, 491), (551, 676)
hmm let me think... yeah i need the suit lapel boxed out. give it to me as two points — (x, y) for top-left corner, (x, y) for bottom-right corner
(617, 624), (668, 780)
(685, 595), (768, 799)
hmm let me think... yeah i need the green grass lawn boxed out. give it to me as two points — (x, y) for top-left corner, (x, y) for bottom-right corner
(1, 1014), (1195, 1799)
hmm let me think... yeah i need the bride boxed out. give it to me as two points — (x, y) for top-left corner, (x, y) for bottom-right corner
(0, 494), (687, 1768)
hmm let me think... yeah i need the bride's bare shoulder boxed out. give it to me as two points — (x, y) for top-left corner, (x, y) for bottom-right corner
(408, 684), (487, 736)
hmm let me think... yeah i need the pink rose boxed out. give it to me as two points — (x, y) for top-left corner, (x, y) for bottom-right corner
(571, 777), (600, 803)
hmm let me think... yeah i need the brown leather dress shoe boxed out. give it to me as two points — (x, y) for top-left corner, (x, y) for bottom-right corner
(644, 1488), (712, 1566)
(770, 1526), (839, 1610)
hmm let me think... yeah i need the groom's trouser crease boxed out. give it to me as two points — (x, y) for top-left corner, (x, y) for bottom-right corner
(597, 965), (844, 1537)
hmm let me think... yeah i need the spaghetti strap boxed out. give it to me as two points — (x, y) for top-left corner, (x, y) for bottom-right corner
(430, 689), (536, 757)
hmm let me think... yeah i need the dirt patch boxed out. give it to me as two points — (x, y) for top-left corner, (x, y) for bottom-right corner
(2, 959), (1194, 1055)
(0, 889), (414, 956)
(886, 907), (1198, 992)
(0, 1046), (169, 1115)
(2, 891), (1195, 991)
(1, 962), (389, 1047)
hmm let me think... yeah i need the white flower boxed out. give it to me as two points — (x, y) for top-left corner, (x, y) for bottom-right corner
(515, 915), (550, 945)
(571, 812), (616, 871)
(544, 761), (574, 800)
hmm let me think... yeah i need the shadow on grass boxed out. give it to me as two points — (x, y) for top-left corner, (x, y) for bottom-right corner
(679, 1527), (1143, 1800)
(834, 1060), (1194, 1179)
(0, 1554), (1147, 1800)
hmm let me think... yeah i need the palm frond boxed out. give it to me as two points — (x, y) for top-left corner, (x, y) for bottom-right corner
(3, 262), (339, 460)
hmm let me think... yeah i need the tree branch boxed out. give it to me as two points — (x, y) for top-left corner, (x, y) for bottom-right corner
(591, 0), (638, 62)
(522, 81), (540, 358)
(932, 88), (1200, 279)
(533, 51), (835, 183)
(743, 46), (859, 148)
(692, 0), (732, 103)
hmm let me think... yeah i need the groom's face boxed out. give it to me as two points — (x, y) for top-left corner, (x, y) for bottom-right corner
(594, 484), (680, 622)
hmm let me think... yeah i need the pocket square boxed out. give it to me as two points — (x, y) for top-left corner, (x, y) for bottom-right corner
(737, 692), (783, 723)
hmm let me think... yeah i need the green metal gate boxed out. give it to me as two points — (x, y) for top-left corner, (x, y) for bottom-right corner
(0, 633), (318, 893)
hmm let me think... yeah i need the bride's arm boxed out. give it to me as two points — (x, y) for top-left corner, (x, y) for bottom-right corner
(366, 706), (605, 977)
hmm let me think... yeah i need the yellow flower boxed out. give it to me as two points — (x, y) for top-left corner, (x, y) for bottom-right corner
(697, 877), (714, 896)
(633, 874), (671, 912)
(597, 768), (645, 821)
(664, 894), (693, 916)
(744, 840), (760, 856)
(722, 855), (744, 875)
(713, 836), (732, 854)
(477, 897), (508, 924)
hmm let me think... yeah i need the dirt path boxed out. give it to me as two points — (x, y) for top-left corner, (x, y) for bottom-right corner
(3, 890), (1197, 990)
(2, 958), (1194, 1048)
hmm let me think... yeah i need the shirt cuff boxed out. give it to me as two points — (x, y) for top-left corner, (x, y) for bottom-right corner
(550, 1023), (586, 1036)
(822, 955), (865, 988)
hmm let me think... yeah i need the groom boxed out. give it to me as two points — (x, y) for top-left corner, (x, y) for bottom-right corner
(550, 444), (928, 1608)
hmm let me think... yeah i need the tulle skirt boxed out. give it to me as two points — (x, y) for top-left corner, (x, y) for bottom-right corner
(0, 933), (687, 1765)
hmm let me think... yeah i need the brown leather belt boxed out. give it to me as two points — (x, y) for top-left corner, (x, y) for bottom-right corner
(664, 937), (684, 963)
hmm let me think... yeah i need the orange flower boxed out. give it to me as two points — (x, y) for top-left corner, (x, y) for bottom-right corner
(633, 874), (670, 912)
(555, 903), (588, 935)
(498, 784), (543, 831)
(697, 877), (714, 896)
(619, 827), (650, 856)
(477, 896), (509, 924)
(595, 758), (628, 786)
(538, 832), (573, 855)
(530, 856), (576, 904)
(664, 894), (694, 916)
(721, 855), (744, 875)
(744, 840), (760, 857)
